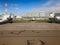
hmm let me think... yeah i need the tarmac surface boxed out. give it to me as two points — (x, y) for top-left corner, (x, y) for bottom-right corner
(0, 23), (60, 30)
(0, 23), (60, 45)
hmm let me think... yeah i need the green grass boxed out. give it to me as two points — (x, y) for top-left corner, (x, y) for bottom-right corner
(13, 19), (50, 23)
(13, 19), (31, 23)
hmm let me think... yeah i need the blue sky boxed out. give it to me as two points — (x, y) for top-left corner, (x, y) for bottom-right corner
(0, 0), (60, 15)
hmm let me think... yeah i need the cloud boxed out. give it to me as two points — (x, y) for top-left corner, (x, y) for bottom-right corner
(10, 0), (60, 15)
(42, 0), (54, 7)
(25, 3), (60, 16)
(21, 1), (60, 16)
(42, 0), (60, 7)
(35, 0), (60, 13)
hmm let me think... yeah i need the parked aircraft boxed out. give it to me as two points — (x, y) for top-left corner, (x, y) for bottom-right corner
(49, 13), (60, 23)
(0, 14), (13, 24)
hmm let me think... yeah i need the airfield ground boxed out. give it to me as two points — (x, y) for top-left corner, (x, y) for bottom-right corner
(0, 23), (60, 30)
(0, 23), (60, 45)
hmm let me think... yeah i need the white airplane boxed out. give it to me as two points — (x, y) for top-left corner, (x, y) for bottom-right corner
(0, 14), (13, 24)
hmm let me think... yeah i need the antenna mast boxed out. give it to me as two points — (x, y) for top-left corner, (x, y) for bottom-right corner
(5, 0), (8, 14)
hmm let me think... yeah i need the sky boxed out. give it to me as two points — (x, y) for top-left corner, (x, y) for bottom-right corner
(0, 0), (60, 15)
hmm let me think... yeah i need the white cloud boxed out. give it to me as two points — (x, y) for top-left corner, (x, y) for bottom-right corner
(42, 0), (54, 7)
(34, 0), (60, 13)
(22, 2), (60, 15)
